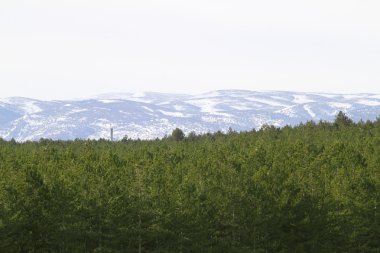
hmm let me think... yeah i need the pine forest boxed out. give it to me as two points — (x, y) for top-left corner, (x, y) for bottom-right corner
(0, 113), (379, 252)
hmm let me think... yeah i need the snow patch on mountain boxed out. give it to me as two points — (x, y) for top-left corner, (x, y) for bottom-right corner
(159, 110), (189, 118)
(276, 106), (297, 118)
(245, 97), (289, 107)
(304, 105), (316, 118)
(293, 95), (315, 104)
(142, 106), (154, 112)
(356, 99), (380, 106)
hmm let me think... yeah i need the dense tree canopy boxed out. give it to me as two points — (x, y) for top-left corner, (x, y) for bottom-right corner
(0, 114), (379, 252)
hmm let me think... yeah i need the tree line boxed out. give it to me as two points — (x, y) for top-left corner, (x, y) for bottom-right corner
(0, 112), (379, 252)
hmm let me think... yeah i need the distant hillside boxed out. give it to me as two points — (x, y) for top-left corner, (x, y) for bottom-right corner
(0, 90), (380, 141)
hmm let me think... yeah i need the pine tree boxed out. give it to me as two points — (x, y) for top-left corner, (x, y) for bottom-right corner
(172, 128), (185, 141)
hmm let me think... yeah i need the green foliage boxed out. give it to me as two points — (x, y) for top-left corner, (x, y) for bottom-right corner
(171, 128), (185, 141)
(334, 111), (354, 127)
(0, 117), (379, 252)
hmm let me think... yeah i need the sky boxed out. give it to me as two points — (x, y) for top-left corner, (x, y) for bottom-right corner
(1, 0), (380, 100)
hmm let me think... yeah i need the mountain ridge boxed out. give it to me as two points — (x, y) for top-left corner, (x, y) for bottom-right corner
(1, 90), (379, 141)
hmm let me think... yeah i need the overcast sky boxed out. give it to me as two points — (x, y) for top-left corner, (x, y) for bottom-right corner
(1, 0), (380, 100)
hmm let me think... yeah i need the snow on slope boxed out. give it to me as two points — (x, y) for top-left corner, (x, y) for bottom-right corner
(0, 90), (379, 141)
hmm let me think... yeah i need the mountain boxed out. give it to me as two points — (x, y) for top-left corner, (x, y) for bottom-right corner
(1, 90), (379, 141)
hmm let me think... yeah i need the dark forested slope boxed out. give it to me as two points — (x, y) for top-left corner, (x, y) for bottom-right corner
(0, 114), (379, 252)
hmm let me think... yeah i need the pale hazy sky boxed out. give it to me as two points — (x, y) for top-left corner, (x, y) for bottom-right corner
(1, 0), (380, 100)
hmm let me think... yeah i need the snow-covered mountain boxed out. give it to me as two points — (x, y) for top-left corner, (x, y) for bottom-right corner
(1, 90), (380, 141)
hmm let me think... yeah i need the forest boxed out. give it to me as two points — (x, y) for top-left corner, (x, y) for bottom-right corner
(0, 112), (379, 252)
